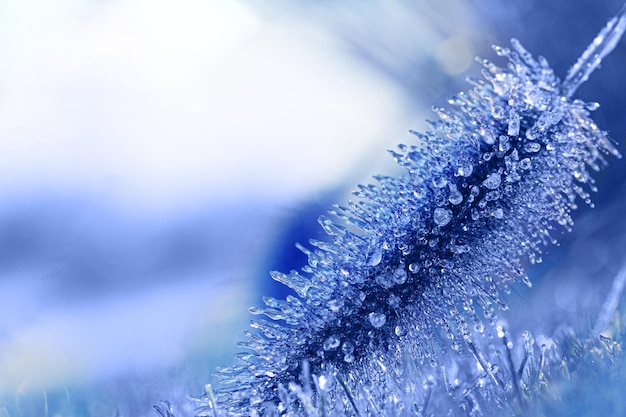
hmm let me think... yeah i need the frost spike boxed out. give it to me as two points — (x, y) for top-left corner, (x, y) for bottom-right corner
(562, 2), (626, 97)
(214, 6), (626, 416)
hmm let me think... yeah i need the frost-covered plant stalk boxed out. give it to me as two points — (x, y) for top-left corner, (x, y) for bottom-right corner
(210, 6), (626, 417)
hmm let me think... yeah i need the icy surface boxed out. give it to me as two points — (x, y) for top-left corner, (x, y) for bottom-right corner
(213, 20), (623, 417)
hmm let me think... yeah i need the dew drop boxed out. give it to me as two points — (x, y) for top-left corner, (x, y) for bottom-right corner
(433, 208), (453, 227)
(522, 330), (535, 354)
(432, 176), (448, 188)
(328, 299), (343, 312)
(366, 248), (383, 266)
(474, 321), (485, 334)
(524, 142), (541, 153)
(388, 294), (400, 308)
(448, 184), (464, 205)
(507, 111), (520, 137)
(408, 262), (420, 273)
(368, 312), (387, 328)
(519, 158), (531, 170)
(481, 127), (496, 145)
(491, 208), (504, 219)
(498, 135), (508, 155)
(395, 325), (405, 337)
(482, 173), (501, 190)
(375, 274), (394, 289)
(451, 243), (470, 254)
(393, 267), (408, 284)
(455, 160), (474, 177)
(318, 375), (329, 391)
(323, 335), (340, 351)
(342, 341), (355, 362)
(496, 324), (505, 339)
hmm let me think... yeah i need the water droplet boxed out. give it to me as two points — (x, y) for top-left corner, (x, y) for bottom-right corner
(481, 127), (496, 145)
(323, 335), (340, 351)
(506, 171), (521, 182)
(473, 321), (485, 334)
(395, 325), (405, 337)
(342, 341), (355, 362)
(388, 294), (400, 308)
(393, 267), (407, 284)
(519, 158), (531, 170)
(432, 176), (448, 188)
(368, 312), (387, 328)
(498, 135), (511, 154)
(455, 160), (473, 177)
(408, 262), (420, 273)
(507, 112), (520, 136)
(433, 208), (453, 227)
(496, 324), (505, 338)
(366, 248), (382, 266)
(491, 208), (504, 219)
(448, 184), (464, 205)
(318, 374), (330, 391)
(522, 330), (535, 355)
(375, 274), (394, 289)
(451, 243), (470, 254)
(524, 142), (541, 153)
(328, 299), (343, 312)
(482, 173), (501, 190)
(399, 243), (412, 256)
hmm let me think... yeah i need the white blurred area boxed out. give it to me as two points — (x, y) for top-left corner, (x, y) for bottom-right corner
(0, 0), (412, 208)
(0, 0), (488, 410)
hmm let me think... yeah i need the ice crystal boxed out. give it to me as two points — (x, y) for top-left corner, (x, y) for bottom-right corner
(213, 6), (626, 417)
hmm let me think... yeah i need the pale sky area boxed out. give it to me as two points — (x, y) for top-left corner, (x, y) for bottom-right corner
(0, 0), (415, 212)
(0, 0), (488, 409)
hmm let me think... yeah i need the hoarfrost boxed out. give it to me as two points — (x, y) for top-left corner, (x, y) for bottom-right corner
(214, 7), (626, 416)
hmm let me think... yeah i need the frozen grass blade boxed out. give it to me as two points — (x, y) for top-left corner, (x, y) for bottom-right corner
(211, 4), (626, 417)
(562, 2), (626, 98)
(594, 262), (626, 337)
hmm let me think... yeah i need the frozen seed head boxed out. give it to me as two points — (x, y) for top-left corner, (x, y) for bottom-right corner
(214, 21), (623, 416)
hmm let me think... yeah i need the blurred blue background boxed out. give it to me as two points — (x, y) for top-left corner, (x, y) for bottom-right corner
(1, 0), (626, 415)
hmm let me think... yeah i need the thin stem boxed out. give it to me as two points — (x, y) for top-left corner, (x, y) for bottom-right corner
(562, 2), (626, 98)
(336, 374), (362, 417)
(502, 333), (525, 410)
(465, 340), (503, 392)
(593, 261), (626, 337)
(206, 384), (220, 417)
